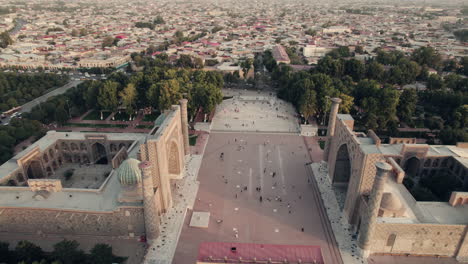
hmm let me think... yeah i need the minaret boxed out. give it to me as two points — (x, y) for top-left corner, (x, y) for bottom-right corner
(139, 161), (160, 241)
(324, 97), (342, 162)
(358, 161), (393, 256)
(179, 99), (190, 156)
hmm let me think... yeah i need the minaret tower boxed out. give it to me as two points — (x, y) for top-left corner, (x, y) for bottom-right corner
(179, 99), (190, 156)
(324, 97), (342, 161)
(358, 161), (393, 256)
(139, 161), (160, 241)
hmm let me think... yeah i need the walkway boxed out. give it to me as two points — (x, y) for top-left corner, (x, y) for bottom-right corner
(143, 134), (209, 264)
(309, 162), (367, 264)
(211, 89), (300, 133)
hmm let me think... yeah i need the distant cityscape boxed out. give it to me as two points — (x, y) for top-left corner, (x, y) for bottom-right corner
(0, 0), (467, 70)
(0, 1), (467, 264)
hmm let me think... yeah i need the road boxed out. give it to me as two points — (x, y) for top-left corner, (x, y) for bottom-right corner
(9, 19), (26, 35)
(2, 79), (82, 124)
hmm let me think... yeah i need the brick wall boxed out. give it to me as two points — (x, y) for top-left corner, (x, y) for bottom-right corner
(0, 207), (144, 237)
(371, 222), (467, 257)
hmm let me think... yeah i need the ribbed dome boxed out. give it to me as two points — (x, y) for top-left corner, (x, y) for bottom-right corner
(380, 192), (402, 211)
(118, 158), (142, 185)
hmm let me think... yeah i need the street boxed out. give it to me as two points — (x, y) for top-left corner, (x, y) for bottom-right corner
(2, 79), (82, 124)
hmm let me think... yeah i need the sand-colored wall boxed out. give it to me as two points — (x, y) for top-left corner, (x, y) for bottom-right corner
(371, 222), (467, 258)
(0, 207), (144, 237)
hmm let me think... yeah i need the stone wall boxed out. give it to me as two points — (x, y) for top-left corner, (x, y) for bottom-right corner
(371, 222), (467, 258)
(0, 207), (145, 237)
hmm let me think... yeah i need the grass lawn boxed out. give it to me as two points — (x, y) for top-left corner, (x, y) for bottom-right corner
(65, 123), (128, 129)
(136, 124), (154, 129)
(113, 111), (130, 121)
(189, 135), (198, 146)
(83, 110), (111, 121)
(143, 112), (161, 122)
(319, 140), (326, 150)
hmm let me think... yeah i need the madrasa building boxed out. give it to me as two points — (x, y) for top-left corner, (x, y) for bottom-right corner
(0, 99), (190, 242)
(321, 98), (468, 261)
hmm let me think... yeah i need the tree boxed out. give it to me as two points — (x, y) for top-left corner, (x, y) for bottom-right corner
(397, 89), (417, 123)
(0, 31), (13, 48)
(240, 58), (253, 78)
(316, 56), (344, 78)
(0, 241), (14, 263)
(439, 127), (467, 145)
(97, 81), (118, 111)
(355, 45), (364, 54)
(176, 54), (193, 68)
(338, 93), (354, 114)
(461, 57), (468, 76)
(79, 28), (88, 36)
(0, 130), (15, 147)
(378, 86), (400, 127)
(101, 36), (114, 48)
(304, 28), (316, 36)
(54, 104), (69, 125)
(411, 46), (442, 69)
(427, 74), (445, 90)
(89, 244), (126, 264)
(52, 240), (86, 264)
(454, 29), (468, 43)
(344, 59), (365, 81)
(15, 240), (44, 263)
(366, 61), (385, 81)
(154, 15), (165, 24)
(174, 30), (184, 42)
(193, 83), (222, 114)
(71, 29), (79, 37)
(119, 83), (137, 116)
(298, 88), (317, 120)
(157, 79), (181, 112)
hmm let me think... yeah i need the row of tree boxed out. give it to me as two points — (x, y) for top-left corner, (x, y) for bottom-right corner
(0, 118), (45, 164)
(0, 240), (126, 264)
(25, 55), (224, 126)
(0, 72), (69, 111)
(134, 16), (166, 30)
(266, 46), (467, 144)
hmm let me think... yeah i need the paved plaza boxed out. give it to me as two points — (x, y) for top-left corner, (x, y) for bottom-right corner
(211, 89), (300, 133)
(173, 133), (342, 264)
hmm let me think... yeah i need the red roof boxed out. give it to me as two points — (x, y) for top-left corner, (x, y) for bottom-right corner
(197, 242), (324, 263)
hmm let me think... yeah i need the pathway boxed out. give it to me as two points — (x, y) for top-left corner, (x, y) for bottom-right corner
(309, 162), (366, 264)
(143, 134), (209, 264)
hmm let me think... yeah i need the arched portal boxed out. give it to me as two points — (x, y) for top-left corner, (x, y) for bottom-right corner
(26, 160), (44, 179)
(92, 143), (108, 164)
(333, 144), (351, 185)
(168, 141), (181, 175)
(404, 157), (420, 177)
(46, 166), (52, 176)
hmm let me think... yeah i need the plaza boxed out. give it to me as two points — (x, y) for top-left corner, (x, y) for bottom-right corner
(211, 89), (300, 133)
(173, 133), (342, 264)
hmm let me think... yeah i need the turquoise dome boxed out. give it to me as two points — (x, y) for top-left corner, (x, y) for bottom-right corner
(118, 158), (142, 185)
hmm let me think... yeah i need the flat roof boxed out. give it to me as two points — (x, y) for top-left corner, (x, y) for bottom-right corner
(197, 242), (324, 263)
(418, 202), (468, 225)
(0, 131), (146, 181)
(0, 131), (147, 212)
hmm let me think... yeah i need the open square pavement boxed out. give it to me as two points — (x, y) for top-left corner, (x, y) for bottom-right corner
(173, 133), (343, 264)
